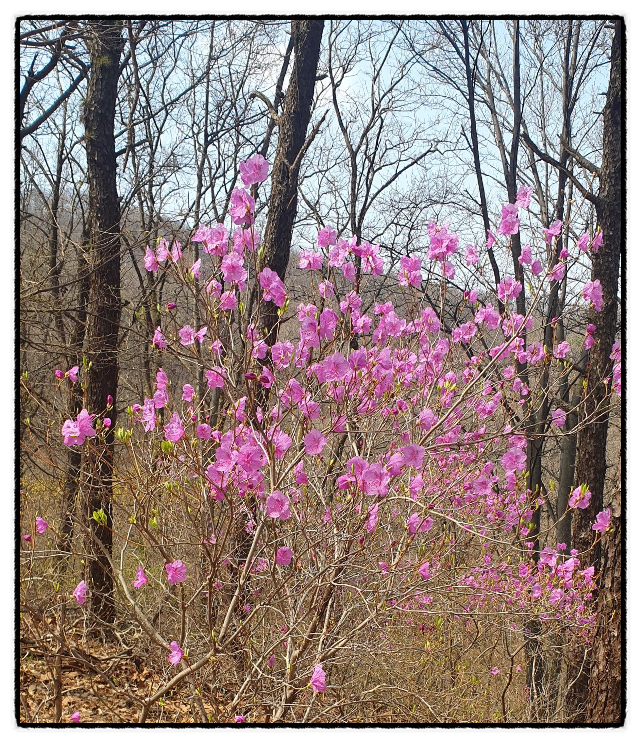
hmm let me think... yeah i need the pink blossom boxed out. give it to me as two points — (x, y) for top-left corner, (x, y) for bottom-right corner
(304, 429), (327, 456)
(35, 517), (48, 534)
(518, 244), (532, 265)
(515, 185), (532, 209)
(366, 503), (379, 533)
(427, 222), (459, 261)
(133, 565), (148, 588)
(542, 220), (563, 244)
(553, 341), (570, 359)
(168, 641), (183, 666)
(144, 246), (159, 272)
(165, 560), (187, 584)
(592, 231), (603, 252)
(197, 423), (212, 440)
(205, 367), (226, 389)
(401, 444), (425, 469)
(103, 418), (111, 428)
(399, 255), (422, 288)
(531, 259), (543, 275)
(221, 252), (247, 285)
(219, 290), (237, 311)
(234, 715), (247, 723)
(178, 325), (196, 345)
(501, 448), (527, 473)
(61, 409), (96, 447)
(582, 280), (603, 312)
(497, 277), (522, 302)
(276, 546), (293, 566)
(67, 366), (79, 383)
(182, 384), (195, 402)
(164, 413), (185, 442)
(54, 369), (64, 379)
(318, 225), (338, 247)
(299, 250), (323, 270)
(551, 408), (566, 427)
(419, 562), (431, 580)
(498, 203), (520, 235)
(73, 580), (87, 605)
(239, 153), (270, 186)
(465, 244), (479, 265)
(153, 327), (167, 349)
(491, 667), (500, 676)
(487, 230), (496, 250)
(271, 341), (295, 370)
(548, 262), (565, 282)
(266, 491), (291, 520)
(229, 187), (255, 225)
(593, 509), (611, 532)
(70, 711), (80, 723)
(170, 241), (182, 262)
(318, 280), (334, 298)
(259, 267), (287, 307)
(569, 486), (591, 509)
(310, 664), (326, 693)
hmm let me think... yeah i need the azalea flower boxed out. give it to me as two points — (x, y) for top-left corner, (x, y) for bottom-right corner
(168, 641), (183, 666)
(592, 509), (611, 533)
(165, 560), (187, 584)
(310, 664), (326, 693)
(266, 491), (291, 520)
(35, 517), (48, 534)
(276, 546), (293, 566)
(304, 429), (327, 456)
(239, 153), (269, 187)
(70, 711), (80, 723)
(164, 413), (185, 443)
(133, 565), (148, 588)
(73, 580), (87, 605)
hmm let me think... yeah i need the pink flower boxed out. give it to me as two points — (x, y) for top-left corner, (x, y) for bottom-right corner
(229, 187), (255, 225)
(491, 667), (500, 676)
(465, 244), (479, 265)
(304, 429), (327, 456)
(569, 486), (591, 509)
(515, 185), (532, 209)
(592, 509), (611, 533)
(23, 534), (31, 542)
(310, 664), (326, 693)
(61, 409), (96, 447)
(189, 258), (201, 280)
(165, 560), (187, 584)
(501, 448), (527, 473)
(318, 225), (337, 247)
(164, 413), (185, 442)
(553, 341), (570, 360)
(276, 546), (293, 566)
(133, 565), (148, 588)
(219, 290), (237, 311)
(35, 517), (48, 534)
(542, 220), (563, 244)
(205, 367), (226, 389)
(103, 417), (111, 428)
(498, 203), (520, 235)
(548, 262), (565, 282)
(401, 444), (425, 469)
(54, 369), (64, 379)
(487, 230), (496, 250)
(239, 153), (270, 186)
(197, 423), (212, 440)
(497, 277), (522, 302)
(259, 267), (286, 307)
(234, 715), (247, 723)
(73, 580), (87, 605)
(70, 711), (80, 723)
(418, 562), (431, 580)
(518, 244), (532, 265)
(551, 408), (566, 427)
(144, 246), (159, 272)
(366, 503), (379, 533)
(153, 327), (167, 349)
(531, 259), (543, 275)
(178, 325), (196, 346)
(182, 384), (194, 402)
(582, 280), (603, 312)
(221, 252), (247, 285)
(266, 491), (291, 520)
(66, 366), (79, 383)
(592, 231), (603, 252)
(168, 641), (183, 666)
(299, 250), (323, 270)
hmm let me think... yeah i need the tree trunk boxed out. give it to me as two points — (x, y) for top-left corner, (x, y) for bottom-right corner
(258, 19), (324, 346)
(568, 18), (622, 720)
(82, 20), (124, 627)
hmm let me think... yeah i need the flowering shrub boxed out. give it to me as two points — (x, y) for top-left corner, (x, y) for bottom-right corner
(40, 153), (619, 722)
